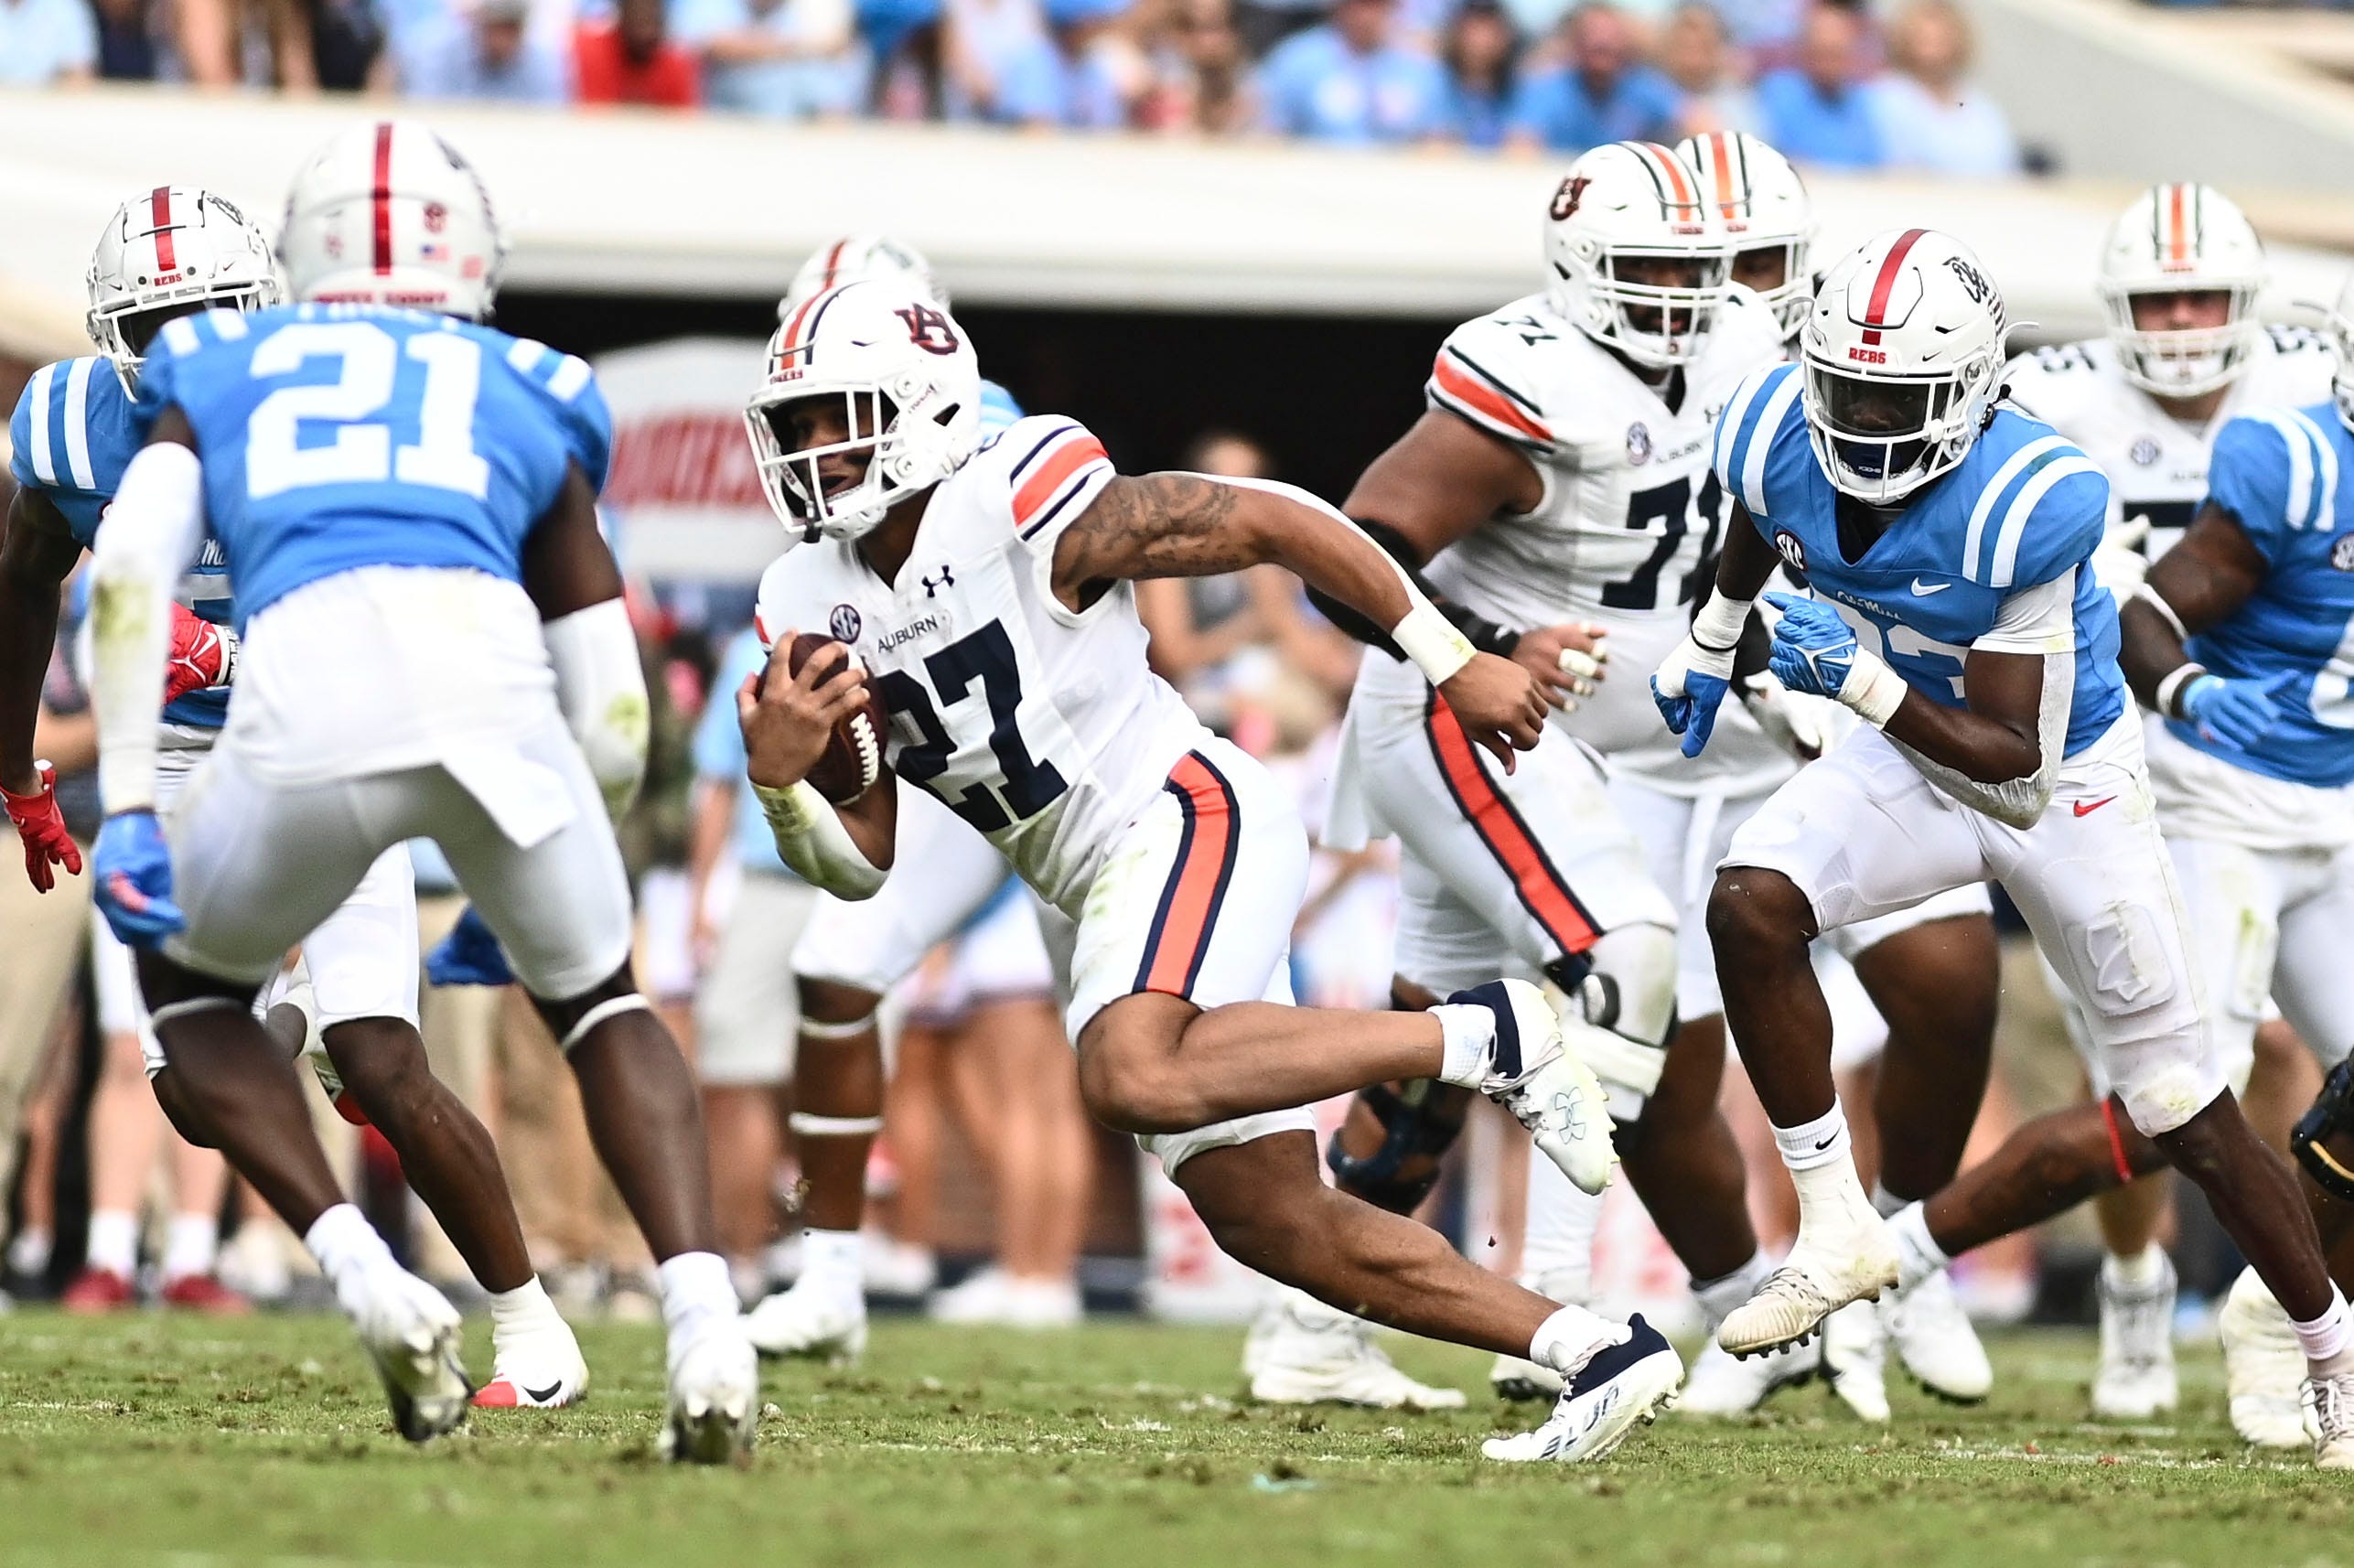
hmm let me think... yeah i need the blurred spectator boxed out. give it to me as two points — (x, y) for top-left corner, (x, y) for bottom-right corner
(1756, 1), (1882, 168)
(90, 0), (163, 80)
(1871, 0), (2017, 177)
(575, 0), (703, 103)
(941, 0), (1065, 123)
(677, 0), (869, 117)
(1142, 0), (1252, 134)
(1048, 0), (1151, 128)
(0, 0), (98, 84)
(402, 0), (570, 101)
(1506, 2), (1682, 155)
(1255, 0), (1446, 146)
(274, 0), (392, 90)
(1435, 0), (1518, 150)
(1659, 2), (1758, 137)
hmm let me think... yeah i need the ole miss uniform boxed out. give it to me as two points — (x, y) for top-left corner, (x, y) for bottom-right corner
(1711, 362), (2224, 1138)
(756, 415), (1317, 1172)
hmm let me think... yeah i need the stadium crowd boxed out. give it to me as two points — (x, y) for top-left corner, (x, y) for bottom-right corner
(0, 0), (2027, 172)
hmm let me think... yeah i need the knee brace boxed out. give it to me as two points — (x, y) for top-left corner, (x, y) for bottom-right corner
(1546, 923), (1678, 1128)
(1326, 1069), (1470, 1215)
(2295, 1057), (2354, 1205)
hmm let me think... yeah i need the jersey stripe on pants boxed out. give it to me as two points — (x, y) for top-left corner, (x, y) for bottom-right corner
(1134, 751), (1241, 996)
(1423, 691), (1599, 957)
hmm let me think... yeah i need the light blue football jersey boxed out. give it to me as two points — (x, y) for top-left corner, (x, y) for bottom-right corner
(1714, 361), (2126, 757)
(134, 303), (611, 631)
(9, 355), (233, 729)
(2183, 402), (2354, 788)
(978, 377), (1023, 437)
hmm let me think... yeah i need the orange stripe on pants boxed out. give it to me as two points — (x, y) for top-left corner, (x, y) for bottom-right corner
(1138, 754), (1238, 996)
(1425, 696), (1598, 957)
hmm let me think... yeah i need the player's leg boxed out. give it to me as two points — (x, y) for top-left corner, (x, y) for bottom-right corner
(70, 919), (167, 1310)
(1705, 729), (1990, 1356)
(691, 868), (801, 1295)
(140, 753), (471, 1442)
(436, 722), (749, 1462)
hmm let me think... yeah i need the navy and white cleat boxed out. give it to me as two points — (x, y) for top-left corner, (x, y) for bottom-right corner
(1481, 1316), (1682, 1464)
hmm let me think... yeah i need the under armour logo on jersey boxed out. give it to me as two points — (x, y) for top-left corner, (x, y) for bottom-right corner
(1549, 176), (1591, 222)
(895, 304), (961, 356)
(922, 566), (955, 597)
(829, 605), (862, 643)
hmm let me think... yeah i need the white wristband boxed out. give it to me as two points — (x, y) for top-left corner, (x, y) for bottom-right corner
(1393, 601), (1475, 685)
(1843, 650), (1910, 727)
(1693, 592), (1754, 652)
(752, 779), (824, 837)
(2155, 662), (2208, 720)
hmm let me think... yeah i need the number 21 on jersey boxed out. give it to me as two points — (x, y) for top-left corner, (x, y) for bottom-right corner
(243, 322), (488, 501)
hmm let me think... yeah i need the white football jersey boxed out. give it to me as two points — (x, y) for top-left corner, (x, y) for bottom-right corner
(755, 416), (1210, 915)
(2004, 325), (2336, 561)
(1365, 285), (1790, 784)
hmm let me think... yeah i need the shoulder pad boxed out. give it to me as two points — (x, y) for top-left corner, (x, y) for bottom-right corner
(1426, 309), (1558, 454)
(2212, 407), (2340, 537)
(499, 333), (611, 492)
(9, 359), (108, 494)
(2267, 323), (2329, 358)
(971, 415), (1114, 545)
(1712, 360), (1804, 517)
(1960, 417), (2107, 589)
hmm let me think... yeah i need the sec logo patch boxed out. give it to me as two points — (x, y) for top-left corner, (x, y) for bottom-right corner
(1773, 530), (1807, 573)
(1626, 423), (1653, 466)
(2129, 436), (2161, 467)
(829, 604), (863, 643)
(2332, 535), (2354, 573)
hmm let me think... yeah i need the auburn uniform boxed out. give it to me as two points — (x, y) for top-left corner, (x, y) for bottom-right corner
(754, 416), (1317, 1170)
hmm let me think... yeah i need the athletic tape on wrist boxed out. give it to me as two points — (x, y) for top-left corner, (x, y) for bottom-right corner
(2155, 663), (2208, 721)
(800, 1013), (878, 1041)
(789, 1112), (886, 1137)
(557, 993), (653, 1054)
(1692, 593), (1753, 651)
(753, 779), (823, 837)
(1392, 602), (1475, 685)
(1844, 652), (1909, 727)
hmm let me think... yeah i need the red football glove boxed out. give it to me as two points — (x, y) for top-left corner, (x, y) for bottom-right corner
(2, 761), (84, 893)
(164, 604), (238, 707)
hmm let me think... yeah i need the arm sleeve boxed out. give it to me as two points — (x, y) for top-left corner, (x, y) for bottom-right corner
(542, 596), (650, 820)
(90, 443), (208, 814)
(1972, 568), (2077, 657)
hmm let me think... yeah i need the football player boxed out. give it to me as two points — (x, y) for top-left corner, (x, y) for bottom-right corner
(1659, 225), (2354, 1470)
(1876, 184), (2338, 1424)
(740, 274), (1681, 1464)
(0, 180), (586, 1409)
(79, 123), (755, 1461)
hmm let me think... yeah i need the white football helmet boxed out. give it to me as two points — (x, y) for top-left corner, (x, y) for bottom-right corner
(2097, 183), (2266, 401)
(745, 277), (984, 544)
(86, 187), (280, 393)
(1801, 228), (2008, 505)
(2327, 272), (2354, 434)
(1543, 140), (1736, 368)
(779, 235), (943, 321)
(278, 120), (505, 319)
(1674, 130), (1814, 342)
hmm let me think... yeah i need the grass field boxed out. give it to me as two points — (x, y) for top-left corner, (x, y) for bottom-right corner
(0, 1313), (2346, 1568)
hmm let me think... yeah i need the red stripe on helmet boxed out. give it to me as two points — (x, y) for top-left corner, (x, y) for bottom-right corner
(1859, 227), (1929, 347)
(822, 239), (847, 285)
(2167, 183), (2189, 265)
(371, 123), (395, 276)
(1638, 142), (1697, 211)
(148, 187), (177, 274)
(1704, 134), (1739, 217)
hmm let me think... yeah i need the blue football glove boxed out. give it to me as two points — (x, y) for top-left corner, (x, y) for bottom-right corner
(1652, 638), (1737, 758)
(425, 905), (515, 988)
(1762, 591), (1863, 701)
(2182, 670), (2301, 752)
(92, 811), (184, 949)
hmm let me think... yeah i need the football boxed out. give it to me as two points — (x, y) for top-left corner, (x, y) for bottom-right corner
(784, 632), (890, 804)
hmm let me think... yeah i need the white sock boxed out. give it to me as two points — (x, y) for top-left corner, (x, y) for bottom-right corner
(1870, 1181), (1908, 1219)
(1887, 1203), (1950, 1292)
(800, 1229), (863, 1290)
(1692, 1251), (1775, 1335)
(85, 1209), (140, 1278)
(303, 1203), (393, 1294)
(160, 1213), (219, 1283)
(489, 1275), (562, 1341)
(1430, 1003), (1497, 1089)
(1772, 1101), (1851, 1172)
(1521, 1152), (1601, 1303)
(2292, 1285), (2354, 1375)
(6, 1226), (51, 1278)
(658, 1251), (738, 1346)
(2102, 1243), (2168, 1294)
(1528, 1302), (1629, 1378)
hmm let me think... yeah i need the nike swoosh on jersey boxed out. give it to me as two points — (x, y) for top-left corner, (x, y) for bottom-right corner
(1908, 579), (1952, 596)
(2072, 797), (2116, 817)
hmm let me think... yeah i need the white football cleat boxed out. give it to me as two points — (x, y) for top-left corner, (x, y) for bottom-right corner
(2305, 1371), (2354, 1470)
(1451, 980), (1616, 1197)
(349, 1267), (471, 1443)
(1676, 1336), (1819, 1416)
(1481, 1316), (1682, 1464)
(2220, 1267), (2308, 1448)
(1245, 1290), (1467, 1411)
(474, 1315), (590, 1409)
(1822, 1300), (1890, 1423)
(746, 1276), (867, 1365)
(661, 1316), (759, 1465)
(1718, 1225), (1900, 1359)
(1881, 1269), (1993, 1404)
(2091, 1252), (2177, 1420)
